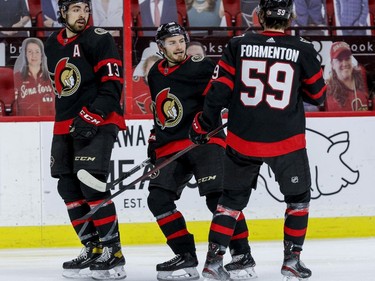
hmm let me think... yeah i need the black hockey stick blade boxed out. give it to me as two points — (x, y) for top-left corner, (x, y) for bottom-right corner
(78, 158), (151, 192)
(77, 122), (227, 222)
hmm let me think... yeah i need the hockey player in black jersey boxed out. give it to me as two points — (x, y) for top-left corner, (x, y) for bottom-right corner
(146, 22), (257, 281)
(190, 0), (327, 280)
(44, 0), (126, 280)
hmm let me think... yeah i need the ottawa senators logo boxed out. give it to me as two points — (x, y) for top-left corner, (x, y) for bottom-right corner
(49, 58), (81, 98)
(152, 88), (183, 129)
(134, 93), (153, 114)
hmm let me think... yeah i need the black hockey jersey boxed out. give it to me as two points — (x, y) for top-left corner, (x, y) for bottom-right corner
(202, 31), (326, 157)
(44, 26), (125, 135)
(147, 55), (225, 158)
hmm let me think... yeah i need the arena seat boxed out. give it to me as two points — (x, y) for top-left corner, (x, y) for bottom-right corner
(27, 0), (42, 25)
(222, 0), (242, 35)
(368, 0), (375, 34)
(131, 0), (143, 36)
(0, 67), (16, 116)
(26, 0), (43, 37)
(176, 0), (189, 28)
(325, 0), (337, 35)
(0, 102), (4, 116)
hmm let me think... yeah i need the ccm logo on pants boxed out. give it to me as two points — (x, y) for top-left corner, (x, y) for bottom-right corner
(197, 175), (217, 183)
(75, 156), (96, 161)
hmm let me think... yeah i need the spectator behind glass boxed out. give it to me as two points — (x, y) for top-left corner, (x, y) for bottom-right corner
(139, 0), (178, 36)
(324, 41), (371, 111)
(293, 0), (326, 36)
(41, 0), (62, 29)
(91, 0), (123, 36)
(185, 0), (226, 35)
(0, 0), (30, 38)
(187, 41), (206, 58)
(335, 0), (369, 36)
(13, 37), (55, 116)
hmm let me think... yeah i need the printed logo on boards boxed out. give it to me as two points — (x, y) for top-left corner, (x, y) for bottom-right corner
(261, 128), (360, 202)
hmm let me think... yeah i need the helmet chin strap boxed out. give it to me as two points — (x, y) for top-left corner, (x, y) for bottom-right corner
(64, 23), (80, 34)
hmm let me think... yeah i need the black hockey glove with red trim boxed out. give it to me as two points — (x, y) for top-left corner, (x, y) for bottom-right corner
(189, 112), (210, 145)
(70, 107), (105, 140)
(147, 128), (157, 164)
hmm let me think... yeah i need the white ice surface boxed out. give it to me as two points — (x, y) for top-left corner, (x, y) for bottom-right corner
(0, 238), (374, 281)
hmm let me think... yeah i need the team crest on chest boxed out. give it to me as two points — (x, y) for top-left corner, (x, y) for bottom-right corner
(152, 88), (183, 129)
(191, 55), (204, 62)
(50, 58), (81, 98)
(94, 28), (108, 35)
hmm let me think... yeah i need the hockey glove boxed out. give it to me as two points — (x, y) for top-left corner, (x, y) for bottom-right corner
(70, 107), (105, 140)
(147, 128), (157, 164)
(189, 112), (210, 145)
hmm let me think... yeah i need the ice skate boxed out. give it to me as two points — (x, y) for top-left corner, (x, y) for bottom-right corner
(224, 251), (257, 280)
(90, 242), (126, 280)
(202, 242), (230, 281)
(281, 241), (311, 281)
(156, 252), (199, 281)
(62, 241), (102, 279)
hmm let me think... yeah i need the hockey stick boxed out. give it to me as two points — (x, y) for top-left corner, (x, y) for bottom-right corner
(77, 122), (227, 223)
(78, 158), (151, 192)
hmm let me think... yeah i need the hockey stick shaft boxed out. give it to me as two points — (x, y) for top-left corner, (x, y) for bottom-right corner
(78, 158), (151, 192)
(78, 122), (227, 222)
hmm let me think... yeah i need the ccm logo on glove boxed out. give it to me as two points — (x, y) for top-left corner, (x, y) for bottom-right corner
(70, 107), (104, 140)
(80, 107), (103, 125)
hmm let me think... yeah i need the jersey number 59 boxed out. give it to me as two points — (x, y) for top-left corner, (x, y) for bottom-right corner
(241, 60), (294, 109)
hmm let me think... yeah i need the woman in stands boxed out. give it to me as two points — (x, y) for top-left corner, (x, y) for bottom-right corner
(13, 37), (55, 116)
(325, 41), (372, 111)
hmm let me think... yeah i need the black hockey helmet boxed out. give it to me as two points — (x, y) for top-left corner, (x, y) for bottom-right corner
(257, 0), (293, 20)
(155, 22), (190, 47)
(57, 0), (91, 23)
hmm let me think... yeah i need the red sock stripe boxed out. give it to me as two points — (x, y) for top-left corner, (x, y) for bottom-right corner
(72, 217), (91, 227)
(231, 230), (248, 240)
(237, 212), (245, 221)
(166, 229), (189, 240)
(93, 215), (117, 227)
(88, 199), (113, 208)
(66, 199), (86, 210)
(157, 211), (183, 226)
(286, 208), (309, 216)
(284, 226), (307, 237)
(211, 223), (235, 236)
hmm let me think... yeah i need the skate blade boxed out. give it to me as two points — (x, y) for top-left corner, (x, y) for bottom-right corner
(203, 277), (231, 281)
(91, 265), (126, 280)
(157, 267), (200, 281)
(204, 278), (230, 281)
(62, 268), (92, 279)
(282, 276), (309, 281)
(228, 267), (257, 280)
(202, 268), (230, 281)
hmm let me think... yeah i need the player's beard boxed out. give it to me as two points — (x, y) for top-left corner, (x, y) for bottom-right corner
(164, 50), (186, 65)
(66, 18), (87, 34)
